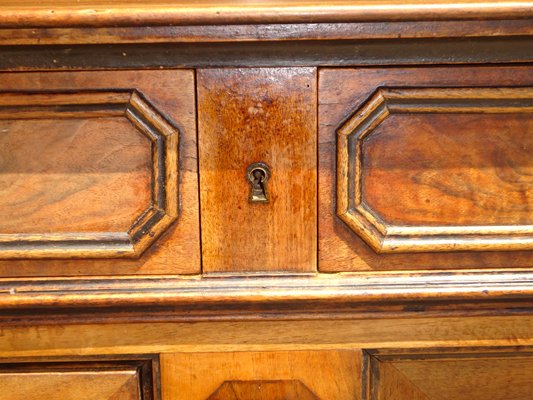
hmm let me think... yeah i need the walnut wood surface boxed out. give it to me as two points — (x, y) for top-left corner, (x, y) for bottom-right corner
(0, 90), (179, 259)
(0, 316), (531, 357)
(319, 66), (533, 271)
(0, 357), (157, 400)
(336, 86), (533, 253)
(0, 272), (530, 324)
(1, 20), (530, 46)
(366, 348), (533, 400)
(0, 70), (199, 275)
(161, 350), (359, 400)
(198, 68), (317, 272)
(0, 0), (531, 28)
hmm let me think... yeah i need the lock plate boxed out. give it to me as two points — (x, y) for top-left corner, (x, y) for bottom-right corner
(246, 162), (271, 203)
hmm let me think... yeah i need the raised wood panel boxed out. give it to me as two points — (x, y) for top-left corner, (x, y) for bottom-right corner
(198, 68), (317, 272)
(160, 350), (359, 400)
(365, 347), (533, 400)
(319, 66), (533, 271)
(0, 70), (199, 275)
(0, 90), (178, 259)
(337, 87), (533, 253)
(0, 357), (158, 400)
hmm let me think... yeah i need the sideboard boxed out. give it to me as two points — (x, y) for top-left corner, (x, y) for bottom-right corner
(0, 1), (532, 399)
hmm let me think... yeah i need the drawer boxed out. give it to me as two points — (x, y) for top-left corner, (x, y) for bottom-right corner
(319, 66), (533, 272)
(365, 347), (533, 400)
(1, 356), (158, 400)
(0, 70), (200, 276)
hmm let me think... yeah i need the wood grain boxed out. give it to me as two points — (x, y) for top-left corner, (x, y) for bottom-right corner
(367, 348), (533, 400)
(0, 70), (199, 275)
(0, 357), (157, 400)
(336, 86), (533, 253)
(1, 20), (530, 46)
(319, 66), (533, 271)
(1, 316), (532, 357)
(0, 0), (531, 28)
(0, 272), (531, 324)
(206, 380), (320, 400)
(0, 90), (179, 259)
(160, 350), (360, 400)
(198, 68), (317, 272)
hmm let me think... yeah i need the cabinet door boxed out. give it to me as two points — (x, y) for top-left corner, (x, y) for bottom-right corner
(319, 66), (533, 272)
(0, 70), (199, 276)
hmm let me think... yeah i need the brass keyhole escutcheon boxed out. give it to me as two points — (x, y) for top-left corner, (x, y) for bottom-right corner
(246, 162), (271, 203)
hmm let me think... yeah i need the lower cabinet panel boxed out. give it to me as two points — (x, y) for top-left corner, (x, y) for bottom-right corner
(0, 356), (159, 400)
(365, 347), (533, 400)
(161, 350), (361, 400)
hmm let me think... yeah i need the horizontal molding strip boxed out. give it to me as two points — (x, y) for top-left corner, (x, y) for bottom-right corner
(0, 271), (531, 324)
(1, 1), (532, 28)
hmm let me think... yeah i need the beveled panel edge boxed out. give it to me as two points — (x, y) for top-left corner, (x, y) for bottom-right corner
(0, 271), (531, 325)
(362, 345), (533, 400)
(337, 86), (533, 253)
(0, 354), (161, 400)
(0, 90), (179, 259)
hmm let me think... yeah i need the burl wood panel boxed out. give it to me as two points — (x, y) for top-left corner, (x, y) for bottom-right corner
(319, 66), (533, 270)
(161, 350), (360, 400)
(366, 347), (533, 400)
(0, 358), (157, 400)
(198, 68), (317, 272)
(0, 70), (199, 275)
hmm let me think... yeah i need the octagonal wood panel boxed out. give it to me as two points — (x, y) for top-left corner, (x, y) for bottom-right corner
(0, 70), (199, 276)
(337, 86), (533, 253)
(0, 90), (178, 259)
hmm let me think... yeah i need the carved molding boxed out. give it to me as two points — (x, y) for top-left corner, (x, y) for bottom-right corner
(337, 86), (533, 253)
(0, 90), (179, 259)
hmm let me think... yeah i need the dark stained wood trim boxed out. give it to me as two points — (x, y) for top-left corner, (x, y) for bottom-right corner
(0, 271), (531, 325)
(0, 20), (531, 46)
(0, 37), (531, 70)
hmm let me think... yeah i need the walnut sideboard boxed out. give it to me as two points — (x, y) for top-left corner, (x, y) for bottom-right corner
(0, 1), (532, 399)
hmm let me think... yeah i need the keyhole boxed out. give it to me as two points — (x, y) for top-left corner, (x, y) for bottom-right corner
(246, 162), (271, 203)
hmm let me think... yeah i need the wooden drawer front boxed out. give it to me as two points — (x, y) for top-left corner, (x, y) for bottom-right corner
(1, 357), (158, 400)
(319, 66), (533, 271)
(161, 350), (359, 399)
(0, 71), (199, 276)
(365, 347), (533, 400)
(198, 68), (317, 273)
